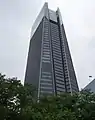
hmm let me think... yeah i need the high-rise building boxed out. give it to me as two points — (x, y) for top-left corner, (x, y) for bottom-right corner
(25, 3), (79, 98)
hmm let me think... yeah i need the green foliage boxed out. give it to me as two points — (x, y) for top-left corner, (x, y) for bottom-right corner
(0, 73), (95, 120)
(0, 73), (35, 120)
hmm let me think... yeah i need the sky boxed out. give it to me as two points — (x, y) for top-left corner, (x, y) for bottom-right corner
(0, 0), (95, 89)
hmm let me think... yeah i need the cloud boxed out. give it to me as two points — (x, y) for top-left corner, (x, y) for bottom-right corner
(45, 0), (95, 89)
(0, 0), (95, 88)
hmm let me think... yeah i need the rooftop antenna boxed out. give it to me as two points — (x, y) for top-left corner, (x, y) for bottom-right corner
(89, 76), (92, 81)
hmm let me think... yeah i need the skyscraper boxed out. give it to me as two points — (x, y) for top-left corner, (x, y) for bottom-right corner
(25, 3), (79, 98)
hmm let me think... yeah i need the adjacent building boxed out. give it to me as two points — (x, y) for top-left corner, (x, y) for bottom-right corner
(84, 79), (95, 93)
(25, 3), (79, 98)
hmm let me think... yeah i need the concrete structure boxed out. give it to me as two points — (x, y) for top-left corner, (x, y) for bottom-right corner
(25, 3), (79, 98)
(84, 79), (95, 92)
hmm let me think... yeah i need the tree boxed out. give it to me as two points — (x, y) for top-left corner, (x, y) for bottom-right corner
(25, 91), (95, 120)
(1, 73), (95, 120)
(0, 73), (35, 120)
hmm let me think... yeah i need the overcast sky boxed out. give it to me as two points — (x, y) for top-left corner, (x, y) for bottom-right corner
(0, 0), (95, 89)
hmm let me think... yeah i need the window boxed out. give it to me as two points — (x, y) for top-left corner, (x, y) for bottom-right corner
(55, 72), (63, 76)
(53, 46), (60, 51)
(44, 34), (48, 36)
(55, 65), (63, 70)
(44, 36), (48, 39)
(44, 28), (48, 31)
(54, 59), (62, 62)
(44, 40), (49, 42)
(54, 59), (62, 64)
(42, 56), (50, 59)
(53, 57), (62, 61)
(43, 54), (50, 58)
(56, 76), (64, 81)
(40, 90), (52, 94)
(44, 44), (50, 47)
(54, 62), (62, 66)
(64, 64), (67, 68)
(42, 60), (50, 63)
(56, 83), (65, 88)
(42, 75), (51, 79)
(43, 49), (50, 52)
(65, 73), (69, 77)
(43, 46), (50, 49)
(55, 68), (63, 72)
(41, 79), (52, 83)
(55, 74), (64, 78)
(43, 51), (50, 55)
(53, 43), (60, 47)
(52, 39), (60, 42)
(53, 51), (61, 55)
(66, 86), (70, 89)
(57, 87), (65, 92)
(56, 80), (64, 84)
(42, 72), (51, 75)
(53, 56), (61, 60)
(44, 33), (48, 36)
(40, 84), (52, 88)
(51, 29), (58, 33)
(43, 42), (49, 44)
(66, 82), (70, 86)
(41, 82), (52, 85)
(53, 54), (61, 58)
(44, 25), (48, 28)
(52, 38), (60, 42)
(55, 69), (63, 73)
(52, 36), (59, 39)
(40, 78), (52, 82)
(52, 38), (59, 41)
(44, 23), (49, 26)
(56, 76), (63, 80)
(40, 86), (52, 90)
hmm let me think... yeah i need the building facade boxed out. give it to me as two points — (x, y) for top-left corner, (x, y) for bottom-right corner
(25, 3), (79, 98)
(84, 79), (95, 93)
